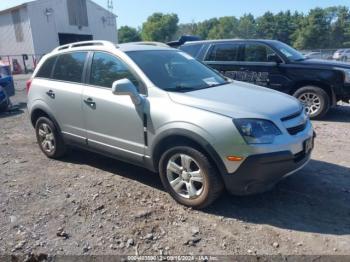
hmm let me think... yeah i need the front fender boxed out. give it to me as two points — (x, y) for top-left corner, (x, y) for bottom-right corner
(149, 123), (228, 176)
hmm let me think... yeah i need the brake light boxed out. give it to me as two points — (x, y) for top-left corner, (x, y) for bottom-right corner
(26, 79), (32, 94)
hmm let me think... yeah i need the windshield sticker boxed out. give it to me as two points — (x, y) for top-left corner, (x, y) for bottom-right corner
(179, 52), (195, 60)
(203, 77), (220, 85)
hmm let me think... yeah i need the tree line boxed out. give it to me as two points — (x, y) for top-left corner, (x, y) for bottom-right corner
(118, 6), (350, 49)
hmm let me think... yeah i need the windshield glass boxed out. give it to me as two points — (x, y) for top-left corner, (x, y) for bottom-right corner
(126, 50), (227, 92)
(272, 41), (306, 61)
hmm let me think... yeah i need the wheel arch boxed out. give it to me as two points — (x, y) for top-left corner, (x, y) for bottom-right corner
(30, 106), (61, 132)
(151, 129), (228, 177)
(290, 80), (336, 106)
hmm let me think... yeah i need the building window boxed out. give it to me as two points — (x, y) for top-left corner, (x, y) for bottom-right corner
(11, 9), (24, 42)
(67, 0), (89, 27)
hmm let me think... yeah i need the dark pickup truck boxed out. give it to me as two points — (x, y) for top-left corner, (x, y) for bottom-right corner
(179, 39), (350, 119)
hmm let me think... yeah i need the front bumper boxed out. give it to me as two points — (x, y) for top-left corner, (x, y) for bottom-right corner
(222, 136), (314, 195)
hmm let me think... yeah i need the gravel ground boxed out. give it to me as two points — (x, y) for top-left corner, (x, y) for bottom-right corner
(0, 76), (350, 258)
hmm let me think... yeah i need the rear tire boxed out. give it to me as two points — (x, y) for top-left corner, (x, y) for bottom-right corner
(294, 86), (330, 119)
(159, 146), (224, 209)
(35, 117), (66, 159)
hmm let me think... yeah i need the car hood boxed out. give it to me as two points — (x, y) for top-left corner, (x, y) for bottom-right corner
(168, 81), (301, 120)
(295, 59), (350, 69)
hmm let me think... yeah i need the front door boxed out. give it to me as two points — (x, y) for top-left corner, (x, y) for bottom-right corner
(82, 51), (145, 162)
(240, 42), (290, 91)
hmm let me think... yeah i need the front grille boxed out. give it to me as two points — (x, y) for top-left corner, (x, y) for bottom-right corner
(287, 122), (307, 135)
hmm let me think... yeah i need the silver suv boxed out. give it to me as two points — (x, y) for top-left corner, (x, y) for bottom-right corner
(27, 41), (315, 209)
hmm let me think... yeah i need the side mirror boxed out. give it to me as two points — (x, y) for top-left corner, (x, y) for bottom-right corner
(112, 78), (143, 105)
(267, 54), (282, 64)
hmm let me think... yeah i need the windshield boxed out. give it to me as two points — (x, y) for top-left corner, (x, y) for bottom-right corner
(126, 50), (228, 92)
(272, 41), (306, 61)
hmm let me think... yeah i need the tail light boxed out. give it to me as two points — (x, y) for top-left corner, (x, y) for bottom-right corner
(26, 79), (32, 94)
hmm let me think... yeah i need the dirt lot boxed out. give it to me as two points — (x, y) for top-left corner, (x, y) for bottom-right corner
(0, 76), (350, 258)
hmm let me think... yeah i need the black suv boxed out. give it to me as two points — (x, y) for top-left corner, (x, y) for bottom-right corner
(180, 39), (350, 119)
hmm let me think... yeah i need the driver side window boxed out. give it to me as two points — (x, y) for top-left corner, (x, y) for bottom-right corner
(90, 52), (142, 92)
(244, 43), (277, 62)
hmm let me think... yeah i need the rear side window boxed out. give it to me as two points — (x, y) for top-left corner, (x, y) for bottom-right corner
(36, 56), (56, 78)
(52, 52), (87, 83)
(206, 43), (240, 61)
(180, 44), (203, 58)
(89, 52), (140, 89)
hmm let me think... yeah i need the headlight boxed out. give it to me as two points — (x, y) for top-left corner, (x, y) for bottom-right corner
(335, 68), (350, 83)
(234, 119), (282, 144)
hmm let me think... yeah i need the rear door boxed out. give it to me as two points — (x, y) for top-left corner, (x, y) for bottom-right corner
(35, 52), (88, 142)
(203, 42), (243, 80)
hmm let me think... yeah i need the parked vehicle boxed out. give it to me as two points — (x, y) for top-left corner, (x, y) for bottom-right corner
(333, 49), (350, 61)
(27, 41), (314, 209)
(0, 86), (9, 112)
(167, 35), (201, 48)
(0, 62), (15, 112)
(180, 39), (350, 119)
(304, 52), (322, 59)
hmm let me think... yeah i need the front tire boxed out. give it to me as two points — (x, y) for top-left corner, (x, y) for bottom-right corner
(294, 86), (330, 119)
(159, 146), (223, 209)
(35, 117), (66, 159)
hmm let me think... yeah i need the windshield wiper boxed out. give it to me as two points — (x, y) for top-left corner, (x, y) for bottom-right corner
(196, 82), (230, 90)
(163, 86), (197, 92)
(163, 82), (230, 93)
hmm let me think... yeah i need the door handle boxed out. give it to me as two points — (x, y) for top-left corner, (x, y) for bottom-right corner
(84, 98), (96, 108)
(46, 90), (55, 99)
(239, 67), (249, 71)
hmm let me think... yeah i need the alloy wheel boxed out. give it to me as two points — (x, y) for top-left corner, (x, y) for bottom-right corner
(38, 123), (55, 153)
(166, 154), (205, 199)
(298, 92), (322, 116)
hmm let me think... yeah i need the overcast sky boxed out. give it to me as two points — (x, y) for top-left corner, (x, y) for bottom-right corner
(0, 0), (349, 28)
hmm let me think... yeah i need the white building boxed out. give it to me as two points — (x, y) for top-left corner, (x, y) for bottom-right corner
(0, 0), (117, 72)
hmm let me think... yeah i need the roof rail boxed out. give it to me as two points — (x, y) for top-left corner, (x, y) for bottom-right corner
(53, 40), (116, 52)
(122, 41), (169, 48)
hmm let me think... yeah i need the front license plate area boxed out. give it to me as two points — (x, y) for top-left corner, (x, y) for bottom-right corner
(304, 137), (314, 154)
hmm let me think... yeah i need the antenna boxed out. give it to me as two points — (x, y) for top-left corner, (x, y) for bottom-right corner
(107, 0), (115, 26)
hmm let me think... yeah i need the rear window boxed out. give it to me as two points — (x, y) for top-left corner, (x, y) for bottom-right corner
(180, 44), (203, 58)
(36, 56), (56, 78)
(206, 43), (240, 62)
(52, 52), (87, 83)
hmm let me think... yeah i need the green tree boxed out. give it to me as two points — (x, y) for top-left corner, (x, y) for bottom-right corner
(327, 6), (350, 47)
(118, 26), (141, 43)
(194, 18), (219, 39)
(293, 8), (332, 49)
(174, 22), (198, 39)
(256, 11), (276, 39)
(237, 14), (256, 38)
(141, 13), (179, 42)
(207, 16), (239, 39)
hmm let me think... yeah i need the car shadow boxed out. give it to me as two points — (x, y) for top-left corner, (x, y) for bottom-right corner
(0, 102), (27, 119)
(62, 148), (164, 191)
(61, 149), (350, 235)
(315, 104), (350, 123)
(205, 159), (350, 235)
